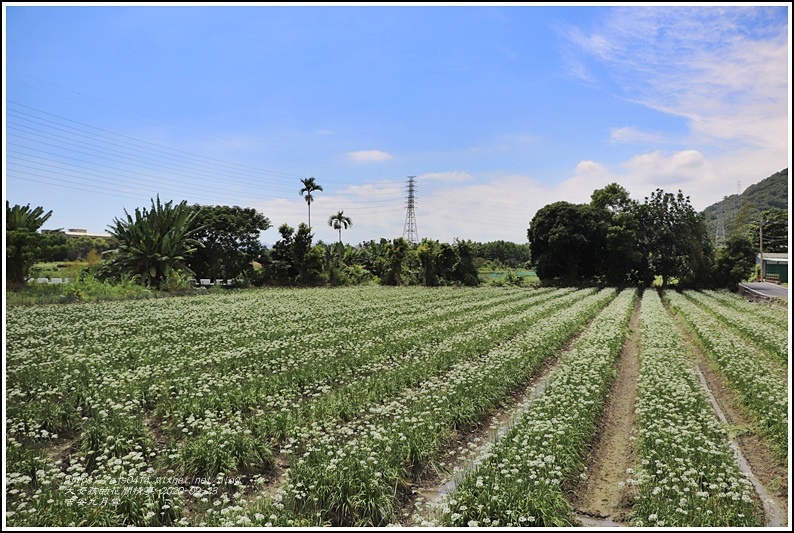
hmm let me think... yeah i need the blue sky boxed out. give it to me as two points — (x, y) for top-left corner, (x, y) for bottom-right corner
(3, 3), (791, 245)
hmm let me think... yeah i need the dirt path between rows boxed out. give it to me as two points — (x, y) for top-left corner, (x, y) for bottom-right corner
(570, 298), (641, 525)
(671, 312), (789, 528)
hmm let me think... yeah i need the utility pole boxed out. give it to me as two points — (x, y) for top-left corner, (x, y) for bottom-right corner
(402, 176), (419, 244)
(759, 211), (764, 282)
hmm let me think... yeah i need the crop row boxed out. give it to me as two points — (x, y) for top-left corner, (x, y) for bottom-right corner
(264, 288), (587, 447)
(631, 291), (762, 527)
(434, 288), (636, 527)
(698, 289), (787, 330)
(163, 287), (588, 484)
(664, 290), (788, 459)
(234, 288), (619, 526)
(6, 287), (537, 444)
(6, 286), (783, 527)
(681, 290), (787, 366)
(4, 286), (586, 527)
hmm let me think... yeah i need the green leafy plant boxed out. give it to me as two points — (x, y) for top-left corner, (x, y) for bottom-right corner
(108, 196), (203, 289)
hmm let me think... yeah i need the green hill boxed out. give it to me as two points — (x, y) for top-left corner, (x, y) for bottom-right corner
(702, 168), (788, 239)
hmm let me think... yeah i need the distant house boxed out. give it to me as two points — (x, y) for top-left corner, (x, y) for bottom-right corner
(42, 228), (113, 239)
(756, 253), (788, 284)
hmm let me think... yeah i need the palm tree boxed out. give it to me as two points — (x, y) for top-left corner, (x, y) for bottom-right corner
(108, 196), (203, 288)
(328, 210), (352, 243)
(6, 201), (53, 287)
(299, 177), (323, 228)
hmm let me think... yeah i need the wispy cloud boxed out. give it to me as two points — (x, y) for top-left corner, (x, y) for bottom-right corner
(609, 126), (666, 145)
(418, 171), (474, 182)
(346, 150), (394, 162)
(562, 6), (788, 152)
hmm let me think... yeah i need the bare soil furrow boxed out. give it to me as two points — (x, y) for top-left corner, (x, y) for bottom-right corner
(571, 297), (641, 523)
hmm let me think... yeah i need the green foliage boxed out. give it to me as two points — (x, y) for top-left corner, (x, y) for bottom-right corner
(528, 185), (721, 288)
(261, 223), (323, 285)
(380, 237), (412, 286)
(328, 210), (352, 243)
(527, 201), (608, 284)
(638, 189), (714, 288)
(703, 168), (788, 237)
(44, 233), (116, 262)
(469, 240), (531, 269)
(108, 196), (203, 289)
(590, 182), (633, 213)
(187, 204), (271, 282)
(713, 235), (756, 288)
(6, 201), (54, 288)
(161, 269), (196, 293)
(5, 273), (154, 306)
(450, 239), (480, 286)
(746, 207), (788, 253)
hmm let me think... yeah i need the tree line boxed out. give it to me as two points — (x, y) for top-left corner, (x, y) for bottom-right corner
(9, 179), (779, 292)
(527, 183), (770, 289)
(6, 197), (530, 291)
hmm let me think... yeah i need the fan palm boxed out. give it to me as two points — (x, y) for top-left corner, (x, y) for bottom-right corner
(299, 177), (323, 228)
(328, 210), (352, 243)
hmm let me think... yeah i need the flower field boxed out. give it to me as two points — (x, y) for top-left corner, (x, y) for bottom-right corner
(4, 286), (788, 527)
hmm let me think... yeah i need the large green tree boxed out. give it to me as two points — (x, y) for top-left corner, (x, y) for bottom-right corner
(713, 235), (756, 288)
(299, 177), (323, 229)
(637, 189), (713, 288)
(5, 202), (53, 288)
(108, 196), (203, 288)
(187, 204), (271, 282)
(264, 223), (323, 285)
(416, 238), (440, 286)
(527, 201), (607, 284)
(380, 237), (412, 286)
(590, 184), (651, 286)
(747, 207), (788, 254)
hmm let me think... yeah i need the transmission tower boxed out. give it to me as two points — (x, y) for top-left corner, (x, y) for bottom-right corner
(715, 208), (726, 247)
(402, 176), (419, 244)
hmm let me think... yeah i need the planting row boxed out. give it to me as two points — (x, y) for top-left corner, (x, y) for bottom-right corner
(435, 288), (636, 527)
(664, 290), (788, 458)
(682, 290), (787, 366)
(5, 286), (598, 526)
(5, 286), (784, 527)
(699, 289), (787, 330)
(631, 291), (761, 527)
(250, 288), (618, 526)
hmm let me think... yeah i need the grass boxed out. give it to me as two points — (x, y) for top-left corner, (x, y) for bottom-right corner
(6, 275), (159, 306)
(479, 270), (540, 286)
(29, 261), (89, 280)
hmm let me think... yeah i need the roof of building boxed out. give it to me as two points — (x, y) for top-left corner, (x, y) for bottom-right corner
(42, 228), (113, 239)
(757, 252), (788, 263)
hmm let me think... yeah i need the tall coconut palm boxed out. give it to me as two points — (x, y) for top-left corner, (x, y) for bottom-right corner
(328, 210), (352, 243)
(299, 177), (323, 228)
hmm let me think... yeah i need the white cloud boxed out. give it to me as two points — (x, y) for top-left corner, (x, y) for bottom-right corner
(346, 150), (394, 162)
(418, 171), (474, 182)
(574, 160), (608, 176)
(564, 7), (789, 153)
(609, 126), (666, 145)
(242, 148), (783, 245)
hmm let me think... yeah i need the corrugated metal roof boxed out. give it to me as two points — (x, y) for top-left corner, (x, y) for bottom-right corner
(757, 253), (788, 263)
